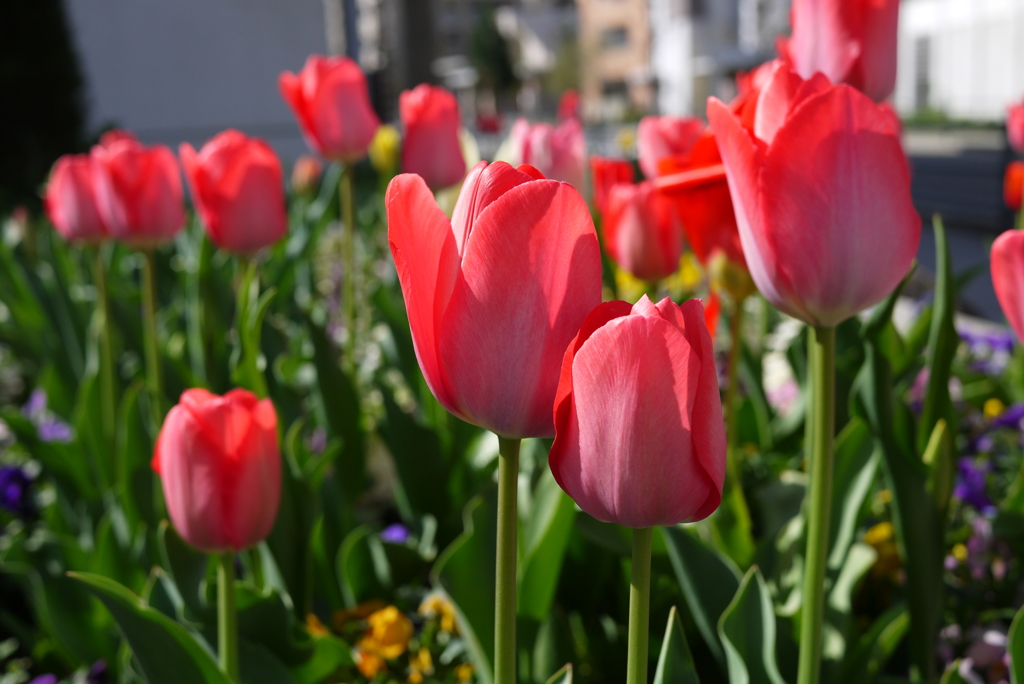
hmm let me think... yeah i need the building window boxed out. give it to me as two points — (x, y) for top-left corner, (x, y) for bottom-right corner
(600, 26), (629, 50)
(602, 80), (629, 98)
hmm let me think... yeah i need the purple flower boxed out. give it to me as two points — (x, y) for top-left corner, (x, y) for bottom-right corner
(28, 676), (58, 684)
(87, 660), (108, 684)
(21, 389), (73, 443)
(954, 458), (995, 513)
(991, 404), (1024, 431)
(380, 523), (410, 544)
(0, 465), (33, 517)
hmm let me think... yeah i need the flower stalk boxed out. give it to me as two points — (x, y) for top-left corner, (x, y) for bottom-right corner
(626, 527), (653, 684)
(141, 249), (163, 426)
(218, 553), (239, 681)
(494, 436), (520, 684)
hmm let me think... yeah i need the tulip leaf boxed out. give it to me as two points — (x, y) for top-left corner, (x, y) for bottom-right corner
(518, 467), (577, 623)
(69, 571), (231, 684)
(653, 606), (700, 684)
(290, 634), (355, 684)
(661, 525), (741, 674)
(1008, 602), (1024, 684)
(717, 566), (786, 684)
(940, 661), (973, 684)
(115, 381), (157, 530)
(337, 524), (391, 607)
(240, 640), (298, 684)
(545, 663), (573, 684)
(828, 418), (878, 569)
(837, 602), (909, 684)
(158, 521), (213, 623)
(431, 492), (497, 684)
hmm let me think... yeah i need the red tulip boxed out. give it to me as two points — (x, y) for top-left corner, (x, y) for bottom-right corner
(557, 89), (580, 122)
(153, 388), (281, 553)
(44, 155), (107, 243)
(1005, 162), (1024, 211)
(550, 296), (726, 528)
(180, 130), (288, 254)
(516, 118), (587, 191)
(992, 230), (1024, 344)
(399, 84), (466, 190)
(91, 136), (185, 247)
(707, 60), (920, 327)
(602, 181), (683, 282)
(279, 55), (381, 163)
(1008, 99), (1024, 154)
(656, 130), (745, 270)
(589, 156), (634, 214)
(386, 161), (603, 438)
(777, 0), (899, 102)
(637, 115), (704, 180)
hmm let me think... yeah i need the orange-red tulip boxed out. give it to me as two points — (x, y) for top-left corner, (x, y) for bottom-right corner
(708, 60), (920, 327)
(636, 115), (704, 180)
(44, 155), (107, 243)
(1005, 162), (1024, 211)
(778, 0), (899, 102)
(279, 56), (381, 163)
(601, 181), (682, 282)
(180, 130), (288, 254)
(589, 156), (634, 215)
(91, 135), (185, 247)
(992, 230), (1024, 344)
(153, 389), (281, 553)
(386, 161), (602, 438)
(550, 296), (726, 528)
(399, 84), (466, 190)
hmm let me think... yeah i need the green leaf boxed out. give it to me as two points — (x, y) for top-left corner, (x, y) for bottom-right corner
(69, 572), (230, 684)
(158, 521), (213, 623)
(827, 418), (878, 569)
(0, 407), (95, 500)
(518, 468), (577, 623)
(837, 602), (909, 684)
(940, 661), (972, 684)
(239, 640), (297, 684)
(1008, 602), (1024, 684)
(661, 526), (741, 673)
(432, 492), (497, 684)
(115, 381), (156, 530)
(337, 525), (391, 607)
(290, 634), (355, 684)
(717, 567), (785, 684)
(653, 606), (700, 684)
(922, 419), (954, 515)
(545, 663), (573, 684)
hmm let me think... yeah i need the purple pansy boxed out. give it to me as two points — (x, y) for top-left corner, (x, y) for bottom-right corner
(380, 523), (410, 544)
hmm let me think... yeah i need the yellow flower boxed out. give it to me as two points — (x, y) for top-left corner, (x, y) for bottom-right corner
(455, 663), (474, 682)
(418, 592), (458, 634)
(356, 650), (387, 679)
(953, 543), (968, 562)
(864, 522), (902, 581)
(305, 613), (330, 637)
(359, 606), (414, 660)
(984, 397), (1006, 421)
(864, 522), (894, 546)
(332, 599), (387, 632)
(613, 268), (649, 304)
(616, 126), (636, 155)
(408, 648), (433, 683)
(369, 124), (401, 175)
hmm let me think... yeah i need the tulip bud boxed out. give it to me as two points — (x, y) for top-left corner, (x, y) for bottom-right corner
(589, 156), (634, 215)
(601, 181), (683, 283)
(152, 388), (281, 553)
(550, 296), (726, 528)
(992, 229), (1024, 344)
(291, 155), (323, 196)
(636, 115), (704, 180)
(1010, 100), (1024, 154)
(279, 55), (381, 163)
(1005, 161), (1024, 211)
(44, 155), (108, 243)
(514, 119), (587, 191)
(180, 130), (288, 254)
(399, 85), (466, 190)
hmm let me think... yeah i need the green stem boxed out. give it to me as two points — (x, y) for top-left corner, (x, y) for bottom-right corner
(218, 553), (239, 681)
(626, 527), (653, 684)
(93, 248), (116, 454)
(723, 301), (745, 485)
(796, 325), (836, 684)
(1017, 208), (1024, 232)
(340, 164), (356, 374)
(494, 436), (520, 684)
(141, 249), (163, 426)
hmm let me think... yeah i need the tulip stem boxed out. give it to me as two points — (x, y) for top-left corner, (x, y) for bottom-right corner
(340, 164), (357, 374)
(218, 553), (239, 681)
(93, 247), (117, 461)
(626, 527), (653, 684)
(1017, 209), (1024, 232)
(141, 249), (163, 426)
(797, 325), (836, 684)
(494, 436), (520, 684)
(724, 300), (745, 484)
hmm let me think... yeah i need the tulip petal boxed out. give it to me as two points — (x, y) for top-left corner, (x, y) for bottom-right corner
(386, 174), (462, 417)
(227, 398), (281, 551)
(992, 230), (1024, 344)
(760, 85), (920, 326)
(450, 161), (537, 255)
(554, 313), (715, 528)
(440, 180), (602, 438)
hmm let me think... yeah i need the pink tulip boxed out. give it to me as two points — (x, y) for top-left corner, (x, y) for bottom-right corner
(180, 130), (288, 254)
(550, 296), (726, 528)
(601, 181), (683, 282)
(386, 161), (603, 438)
(707, 60), (920, 327)
(636, 115), (704, 180)
(992, 230), (1024, 344)
(153, 388), (281, 553)
(279, 55), (381, 163)
(777, 0), (899, 103)
(589, 156), (635, 215)
(1008, 99), (1024, 154)
(44, 155), (107, 243)
(516, 118), (587, 191)
(399, 84), (466, 190)
(91, 136), (185, 247)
